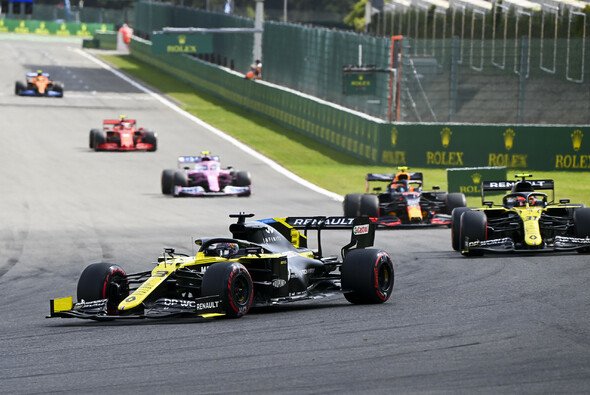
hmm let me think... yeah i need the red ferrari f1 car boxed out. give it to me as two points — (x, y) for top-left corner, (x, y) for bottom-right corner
(89, 116), (157, 152)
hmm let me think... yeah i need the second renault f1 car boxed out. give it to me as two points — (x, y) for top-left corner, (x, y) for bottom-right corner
(452, 174), (590, 256)
(15, 70), (64, 97)
(344, 167), (466, 228)
(89, 116), (157, 152)
(48, 213), (395, 321)
(161, 151), (251, 197)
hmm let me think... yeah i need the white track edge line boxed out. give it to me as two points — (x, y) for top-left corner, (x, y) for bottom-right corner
(74, 48), (344, 203)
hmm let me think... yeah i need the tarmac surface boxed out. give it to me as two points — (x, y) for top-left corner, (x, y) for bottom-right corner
(1, 37), (589, 393)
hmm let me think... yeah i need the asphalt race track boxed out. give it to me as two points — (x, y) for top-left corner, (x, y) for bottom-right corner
(1, 37), (589, 393)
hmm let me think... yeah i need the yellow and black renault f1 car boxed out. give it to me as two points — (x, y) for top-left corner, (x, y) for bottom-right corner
(48, 214), (394, 321)
(451, 174), (590, 256)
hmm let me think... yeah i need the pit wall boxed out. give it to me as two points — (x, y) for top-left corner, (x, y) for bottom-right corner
(128, 37), (590, 171)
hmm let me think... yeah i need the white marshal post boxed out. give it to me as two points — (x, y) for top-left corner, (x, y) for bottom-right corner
(254, 0), (264, 62)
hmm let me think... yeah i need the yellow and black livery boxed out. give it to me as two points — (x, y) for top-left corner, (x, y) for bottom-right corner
(49, 213), (394, 321)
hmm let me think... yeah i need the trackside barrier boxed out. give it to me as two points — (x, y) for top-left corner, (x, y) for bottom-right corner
(129, 37), (388, 164)
(89, 31), (117, 50)
(384, 124), (590, 170)
(127, 37), (590, 171)
(0, 19), (111, 36)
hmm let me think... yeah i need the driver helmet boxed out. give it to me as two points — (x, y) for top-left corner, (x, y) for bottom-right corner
(516, 195), (527, 207)
(206, 242), (239, 258)
(36, 69), (43, 76)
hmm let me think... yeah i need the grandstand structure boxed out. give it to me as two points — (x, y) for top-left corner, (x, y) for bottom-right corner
(371, 0), (589, 123)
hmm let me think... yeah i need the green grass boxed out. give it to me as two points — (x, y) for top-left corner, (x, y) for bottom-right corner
(100, 54), (589, 206)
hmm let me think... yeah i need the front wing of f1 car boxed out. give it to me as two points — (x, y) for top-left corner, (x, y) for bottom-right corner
(462, 235), (590, 254)
(17, 88), (63, 97)
(49, 295), (226, 321)
(173, 185), (251, 197)
(370, 214), (452, 228)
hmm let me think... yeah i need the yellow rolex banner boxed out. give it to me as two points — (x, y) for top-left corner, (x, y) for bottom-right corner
(0, 19), (113, 36)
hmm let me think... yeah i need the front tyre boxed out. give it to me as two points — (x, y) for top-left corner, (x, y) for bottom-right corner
(143, 131), (157, 152)
(161, 169), (176, 195)
(459, 210), (487, 256)
(451, 207), (470, 251)
(89, 128), (100, 149)
(574, 208), (590, 253)
(234, 171), (251, 187)
(76, 262), (129, 313)
(201, 262), (253, 318)
(341, 248), (394, 304)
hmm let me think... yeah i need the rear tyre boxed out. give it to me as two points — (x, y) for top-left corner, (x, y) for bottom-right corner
(343, 194), (363, 217)
(341, 248), (394, 304)
(574, 208), (590, 253)
(89, 128), (100, 149)
(143, 131), (157, 152)
(451, 207), (470, 251)
(201, 262), (253, 318)
(445, 192), (467, 214)
(161, 169), (176, 195)
(76, 262), (129, 314)
(359, 194), (380, 217)
(93, 130), (106, 151)
(234, 171), (251, 187)
(15, 81), (25, 95)
(459, 210), (487, 256)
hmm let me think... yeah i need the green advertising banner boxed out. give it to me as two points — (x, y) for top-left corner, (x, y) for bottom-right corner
(379, 124), (590, 171)
(0, 19), (112, 36)
(447, 167), (507, 196)
(151, 33), (213, 55)
(342, 71), (376, 95)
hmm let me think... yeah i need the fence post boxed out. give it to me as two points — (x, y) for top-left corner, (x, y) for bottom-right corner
(517, 36), (529, 123)
(449, 36), (459, 121)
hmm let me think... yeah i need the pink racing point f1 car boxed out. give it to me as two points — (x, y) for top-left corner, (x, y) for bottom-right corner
(89, 116), (157, 152)
(161, 152), (251, 197)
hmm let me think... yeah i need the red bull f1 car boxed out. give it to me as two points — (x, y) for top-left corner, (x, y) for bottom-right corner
(452, 174), (590, 256)
(161, 152), (251, 197)
(89, 116), (157, 152)
(48, 213), (395, 321)
(15, 71), (64, 98)
(344, 167), (466, 228)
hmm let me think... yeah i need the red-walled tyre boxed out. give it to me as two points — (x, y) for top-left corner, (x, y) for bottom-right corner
(76, 262), (129, 314)
(201, 262), (253, 318)
(341, 248), (394, 304)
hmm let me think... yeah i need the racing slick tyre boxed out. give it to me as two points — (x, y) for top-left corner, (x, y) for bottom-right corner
(172, 170), (189, 196)
(343, 194), (363, 217)
(15, 81), (26, 95)
(359, 194), (380, 217)
(451, 207), (470, 251)
(201, 262), (253, 318)
(52, 83), (64, 97)
(341, 248), (394, 304)
(234, 171), (251, 187)
(574, 208), (590, 253)
(76, 262), (129, 314)
(143, 131), (157, 152)
(459, 210), (487, 256)
(161, 169), (176, 195)
(89, 129), (100, 149)
(445, 193), (467, 214)
(93, 130), (106, 151)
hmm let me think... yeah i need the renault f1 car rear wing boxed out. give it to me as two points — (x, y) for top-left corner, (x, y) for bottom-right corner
(258, 216), (375, 259)
(481, 179), (555, 203)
